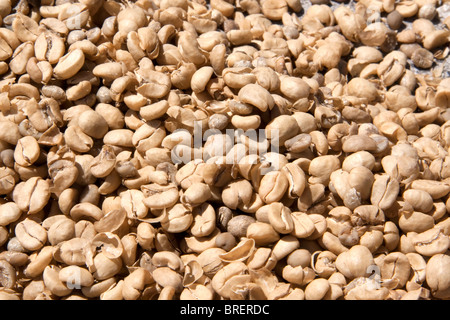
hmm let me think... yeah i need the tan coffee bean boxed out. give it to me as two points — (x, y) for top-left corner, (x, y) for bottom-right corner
(238, 83), (274, 112)
(0, 120), (21, 145)
(47, 218), (76, 246)
(12, 177), (50, 214)
(14, 136), (40, 167)
(34, 31), (66, 65)
(95, 103), (125, 130)
(335, 245), (374, 280)
(70, 203), (104, 222)
(258, 171), (289, 204)
(137, 222), (156, 251)
(0, 260), (15, 289)
(412, 228), (450, 256)
(267, 202), (294, 234)
(0, 202), (22, 227)
(53, 49), (85, 80)
(247, 221), (280, 246)
(43, 266), (73, 297)
(103, 129), (134, 148)
(59, 265), (94, 288)
(10, 41), (34, 75)
(270, 235), (299, 262)
(23, 246), (54, 278)
(142, 183), (179, 210)
(12, 13), (39, 43)
(426, 253), (450, 299)
(77, 109), (109, 139)
(15, 219), (47, 251)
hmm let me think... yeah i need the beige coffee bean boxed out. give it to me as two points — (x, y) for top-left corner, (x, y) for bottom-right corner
(0, 168), (17, 195)
(89, 145), (116, 178)
(142, 183), (179, 210)
(123, 268), (153, 300)
(10, 41), (34, 75)
(152, 267), (183, 293)
(282, 265), (315, 287)
(57, 237), (92, 266)
(412, 228), (450, 256)
(265, 115), (300, 146)
(66, 81), (91, 101)
(180, 182), (211, 208)
(291, 211), (316, 238)
(280, 76), (311, 101)
(342, 151), (376, 172)
(221, 179), (253, 210)
(137, 70), (171, 99)
(346, 78), (379, 103)
(267, 202), (294, 234)
(103, 129), (134, 148)
(26, 58), (53, 84)
(136, 222), (156, 251)
(70, 203), (104, 222)
(335, 245), (375, 280)
(0, 260), (15, 289)
(285, 133), (312, 153)
(238, 83), (274, 112)
(132, 120), (166, 154)
(12, 177), (50, 214)
(93, 62), (127, 82)
(94, 208), (128, 238)
(59, 266), (94, 288)
(64, 125), (93, 153)
(34, 32), (66, 65)
(0, 202), (22, 227)
(398, 210), (435, 234)
(47, 218), (75, 246)
(403, 189), (434, 213)
(230, 114), (261, 131)
(15, 219), (47, 251)
(24, 246), (55, 278)
(77, 109), (109, 139)
(305, 278), (331, 300)
(91, 252), (122, 281)
(97, 280), (124, 300)
(0, 120), (21, 145)
(14, 136), (40, 167)
(12, 13), (39, 42)
(43, 266), (73, 297)
(247, 222), (280, 246)
(282, 163), (306, 199)
(95, 103), (125, 130)
(370, 175), (400, 210)
(140, 100), (170, 122)
(76, 155), (96, 186)
(309, 155), (341, 185)
(380, 252), (411, 289)
(426, 253), (450, 299)
(342, 135), (377, 153)
(190, 202), (216, 237)
(258, 171), (289, 204)
(272, 235), (300, 261)
(119, 189), (148, 220)
(410, 180), (450, 200)
(160, 203), (192, 234)
(53, 49), (85, 80)
(22, 280), (47, 300)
